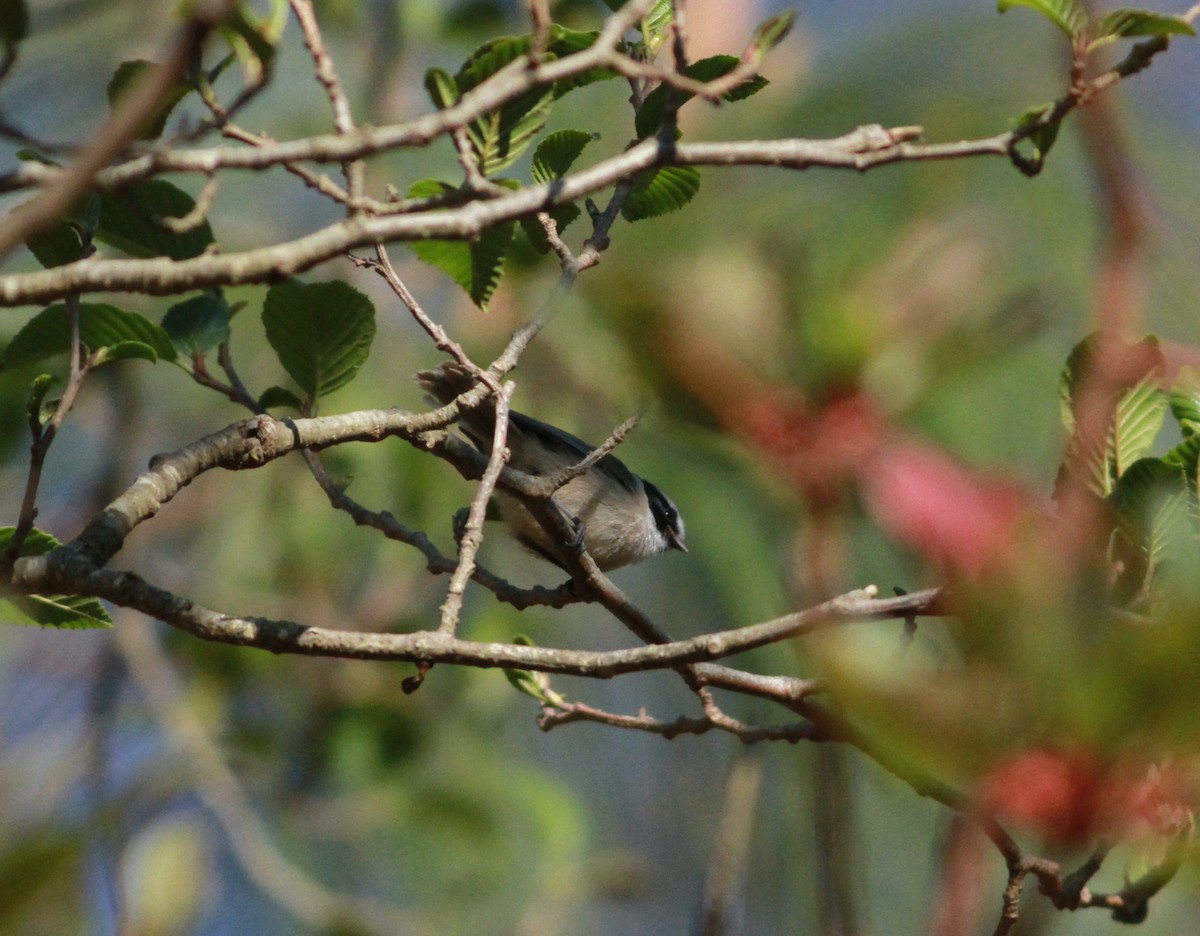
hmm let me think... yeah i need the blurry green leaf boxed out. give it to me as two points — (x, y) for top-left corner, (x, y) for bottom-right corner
(106, 59), (191, 139)
(218, 0), (285, 84)
(25, 222), (83, 268)
(424, 66), (459, 110)
(641, 0), (673, 53)
(997, 0), (1087, 40)
(635, 55), (769, 139)
(25, 373), (55, 434)
(1169, 366), (1200, 430)
(1113, 375), (1168, 479)
(16, 163), (99, 268)
(1091, 9), (1195, 48)
(0, 302), (176, 371)
(1058, 335), (1165, 495)
(97, 180), (214, 260)
(162, 293), (231, 357)
(530, 129), (598, 184)
(261, 279), (376, 399)
(621, 165), (700, 221)
(92, 341), (158, 365)
(751, 10), (797, 54)
(1162, 431), (1200, 476)
(504, 666), (551, 703)
(1111, 457), (1191, 607)
(1013, 102), (1061, 170)
(259, 385), (303, 411)
(408, 179), (517, 309)
(0, 527), (113, 629)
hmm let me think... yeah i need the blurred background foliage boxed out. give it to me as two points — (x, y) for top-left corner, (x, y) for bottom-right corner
(1, 0), (1199, 933)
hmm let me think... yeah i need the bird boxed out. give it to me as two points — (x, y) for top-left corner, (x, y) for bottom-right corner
(416, 362), (687, 571)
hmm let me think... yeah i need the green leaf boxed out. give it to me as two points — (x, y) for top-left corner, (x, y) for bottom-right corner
(25, 222), (83, 268)
(1013, 102), (1061, 169)
(162, 293), (231, 357)
(621, 165), (701, 221)
(1113, 374), (1168, 479)
(635, 55), (769, 139)
(1169, 366), (1200, 430)
(218, 0), (285, 84)
(641, 0), (674, 53)
(997, 0), (1087, 40)
(93, 341), (159, 365)
(424, 67), (460, 110)
(25, 373), (56, 434)
(1111, 457), (1191, 599)
(259, 385), (304, 411)
(531, 129), (598, 184)
(750, 10), (797, 54)
(97, 179), (215, 260)
(466, 85), (555, 176)
(407, 179), (517, 310)
(1091, 9), (1195, 48)
(1162, 432), (1200, 475)
(1058, 335), (1165, 496)
(261, 280), (376, 400)
(17, 169), (100, 268)
(0, 302), (176, 371)
(0, 527), (113, 629)
(106, 59), (191, 140)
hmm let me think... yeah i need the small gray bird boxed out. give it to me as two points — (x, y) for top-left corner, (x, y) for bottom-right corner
(416, 362), (687, 571)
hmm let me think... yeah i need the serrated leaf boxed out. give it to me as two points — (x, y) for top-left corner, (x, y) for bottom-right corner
(1058, 335), (1166, 495)
(466, 85), (555, 176)
(621, 165), (700, 221)
(162, 293), (231, 357)
(0, 302), (176, 371)
(407, 179), (517, 310)
(1162, 432), (1200, 475)
(97, 180), (214, 260)
(261, 280), (376, 400)
(424, 67), (459, 110)
(1111, 458), (1191, 601)
(1091, 9), (1195, 48)
(751, 10), (796, 53)
(641, 0), (674, 53)
(106, 59), (191, 140)
(0, 527), (112, 629)
(259, 385), (303, 411)
(531, 129), (598, 184)
(635, 55), (769, 139)
(998, 0), (1088, 40)
(25, 373), (56, 434)
(1114, 375), (1168, 479)
(1169, 366), (1200, 431)
(93, 341), (159, 365)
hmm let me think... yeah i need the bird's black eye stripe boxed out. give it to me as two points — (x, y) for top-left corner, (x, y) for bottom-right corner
(644, 481), (678, 530)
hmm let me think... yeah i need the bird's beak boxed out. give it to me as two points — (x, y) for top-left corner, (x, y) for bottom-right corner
(667, 528), (687, 553)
